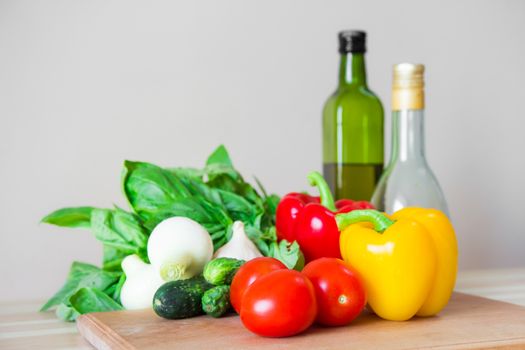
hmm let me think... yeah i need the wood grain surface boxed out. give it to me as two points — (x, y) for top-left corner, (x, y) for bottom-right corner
(76, 293), (525, 350)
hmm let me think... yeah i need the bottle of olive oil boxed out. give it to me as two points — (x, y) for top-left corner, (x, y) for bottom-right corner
(322, 30), (384, 201)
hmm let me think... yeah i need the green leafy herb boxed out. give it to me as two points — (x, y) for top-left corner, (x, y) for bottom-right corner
(122, 161), (192, 221)
(206, 144), (233, 167)
(41, 207), (94, 228)
(54, 287), (124, 322)
(102, 245), (129, 271)
(112, 274), (127, 303)
(91, 208), (148, 259)
(268, 240), (305, 271)
(55, 303), (80, 322)
(40, 262), (121, 312)
(69, 287), (124, 314)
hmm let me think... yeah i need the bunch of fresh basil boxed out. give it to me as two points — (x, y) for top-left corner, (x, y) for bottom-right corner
(41, 145), (302, 321)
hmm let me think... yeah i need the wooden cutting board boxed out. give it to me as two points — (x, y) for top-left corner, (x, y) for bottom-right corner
(77, 293), (525, 350)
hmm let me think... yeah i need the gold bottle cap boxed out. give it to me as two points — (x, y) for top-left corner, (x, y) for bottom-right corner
(392, 63), (425, 111)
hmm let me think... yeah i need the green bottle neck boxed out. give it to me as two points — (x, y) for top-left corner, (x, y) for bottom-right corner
(338, 53), (367, 87)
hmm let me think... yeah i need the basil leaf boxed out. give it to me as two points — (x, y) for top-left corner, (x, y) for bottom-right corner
(169, 167), (204, 181)
(56, 287), (123, 321)
(55, 303), (80, 322)
(259, 194), (280, 228)
(245, 225), (277, 242)
(91, 208), (147, 255)
(205, 163), (240, 182)
(40, 262), (121, 311)
(122, 161), (192, 221)
(268, 240), (304, 271)
(111, 274), (126, 303)
(253, 177), (281, 223)
(204, 145), (247, 183)
(142, 197), (231, 231)
(254, 176), (268, 198)
(178, 176), (225, 207)
(41, 207), (94, 229)
(218, 190), (256, 223)
(207, 175), (259, 203)
(245, 225), (302, 269)
(198, 199), (233, 227)
(243, 225), (273, 256)
(264, 194), (280, 219)
(102, 245), (129, 271)
(69, 287), (123, 314)
(206, 144), (233, 167)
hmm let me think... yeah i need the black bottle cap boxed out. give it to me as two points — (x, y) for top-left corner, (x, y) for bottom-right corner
(338, 30), (366, 54)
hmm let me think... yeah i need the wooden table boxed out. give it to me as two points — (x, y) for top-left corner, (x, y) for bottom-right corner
(1, 268), (525, 350)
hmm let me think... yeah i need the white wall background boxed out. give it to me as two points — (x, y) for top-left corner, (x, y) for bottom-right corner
(1, 0), (524, 301)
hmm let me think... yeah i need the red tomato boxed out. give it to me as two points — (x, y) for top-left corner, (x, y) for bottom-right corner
(240, 269), (317, 337)
(230, 257), (286, 314)
(302, 258), (366, 326)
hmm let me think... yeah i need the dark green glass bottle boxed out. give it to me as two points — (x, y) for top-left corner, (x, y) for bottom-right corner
(322, 30), (384, 201)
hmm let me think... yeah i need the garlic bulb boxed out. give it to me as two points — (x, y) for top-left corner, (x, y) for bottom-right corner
(214, 221), (263, 261)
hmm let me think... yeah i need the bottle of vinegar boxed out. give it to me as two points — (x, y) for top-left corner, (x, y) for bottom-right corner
(322, 30), (384, 201)
(371, 63), (449, 215)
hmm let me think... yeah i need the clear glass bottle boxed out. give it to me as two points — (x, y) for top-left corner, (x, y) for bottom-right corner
(371, 63), (449, 215)
(322, 30), (384, 201)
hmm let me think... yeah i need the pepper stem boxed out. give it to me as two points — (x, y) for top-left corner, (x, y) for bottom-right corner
(307, 171), (336, 211)
(335, 209), (394, 233)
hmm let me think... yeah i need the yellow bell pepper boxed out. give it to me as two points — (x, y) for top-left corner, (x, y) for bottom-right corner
(336, 208), (457, 321)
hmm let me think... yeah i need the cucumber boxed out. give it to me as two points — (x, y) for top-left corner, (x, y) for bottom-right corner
(203, 258), (245, 285)
(153, 276), (213, 319)
(202, 285), (230, 318)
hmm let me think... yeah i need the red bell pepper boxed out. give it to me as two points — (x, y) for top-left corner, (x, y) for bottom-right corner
(275, 171), (374, 263)
(275, 193), (319, 243)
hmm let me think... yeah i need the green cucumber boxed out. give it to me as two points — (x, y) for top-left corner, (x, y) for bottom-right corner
(203, 258), (245, 285)
(153, 276), (213, 319)
(201, 285), (230, 318)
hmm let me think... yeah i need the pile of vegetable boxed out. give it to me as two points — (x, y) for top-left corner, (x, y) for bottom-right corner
(143, 173), (458, 337)
(219, 206), (457, 337)
(148, 253), (367, 337)
(41, 146), (458, 339)
(40, 145), (302, 321)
